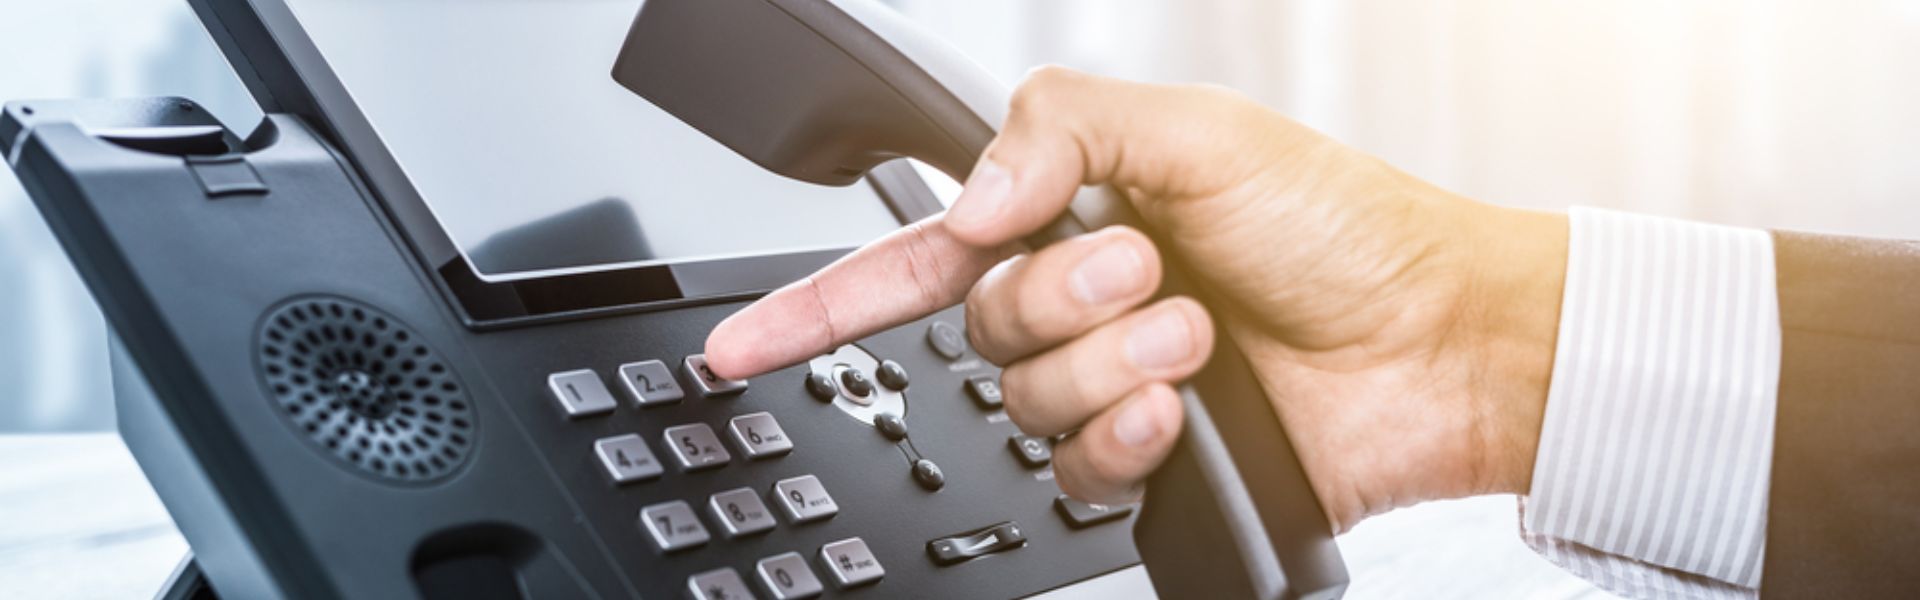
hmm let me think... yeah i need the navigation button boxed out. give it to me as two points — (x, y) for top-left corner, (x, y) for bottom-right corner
(592, 434), (663, 484)
(927, 521), (1027, 566)
(819, 537), (885, 588)
(1054, 495), (1134, 528)
(685, 354), (748, 397)
(687, 568), (753, 600)
(639, 500), (710, 552)
(804, 371), (837, 402)
(1008, 434), (1051, 468)
(755, 552), (823, 599)
(873, 412), (908, 441)
(664, 423), (732, 471)
(771, 475), (838, 524)
(876, 360), (910, 390)
(708, 487), (777, 538)
(912, 459), (945, 491)
(965, 375), (1003, 409)
(927, 321), (967, 360)
(547, 369), (615, 418)
(617, 360), (683, 407)
(728, 412), (793, 459)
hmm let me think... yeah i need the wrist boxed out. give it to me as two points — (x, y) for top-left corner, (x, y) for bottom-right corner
(1456, 201), (1566, 497)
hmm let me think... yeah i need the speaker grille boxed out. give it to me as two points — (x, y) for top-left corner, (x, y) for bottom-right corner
(256, 297), (475, 483)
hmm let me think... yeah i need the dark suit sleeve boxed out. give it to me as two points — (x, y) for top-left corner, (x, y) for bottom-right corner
(1762, 231), (1920, 598)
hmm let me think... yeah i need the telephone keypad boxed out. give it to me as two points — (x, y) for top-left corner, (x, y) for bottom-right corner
(664, 423), (732, 471)
(548, 369), (617, 418)
(541, 318), (1073, 598)
(728, 412), (793, 459)
(640, 500), (711, 553)
(617, 359), (684, 407)
(593, 434), (664, 484)
(708, 487), (777, 538)
(685, 354), (748, 397)
(772, 475), (839, 524)
(820, 537), (885, 588)
(755, 552), (824, 599)
(687, 568), (754, 600)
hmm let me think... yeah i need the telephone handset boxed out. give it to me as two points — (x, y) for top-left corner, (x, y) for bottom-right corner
(613, 1), (1350, 598)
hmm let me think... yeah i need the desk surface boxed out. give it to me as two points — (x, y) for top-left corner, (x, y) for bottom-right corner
(0, 434), (1613, 599)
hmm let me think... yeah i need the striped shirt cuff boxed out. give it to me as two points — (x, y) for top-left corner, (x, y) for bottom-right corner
(1522, 207), (1781, 594)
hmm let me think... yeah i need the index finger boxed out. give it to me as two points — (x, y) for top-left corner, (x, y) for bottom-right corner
(703, 215), (1014, 379)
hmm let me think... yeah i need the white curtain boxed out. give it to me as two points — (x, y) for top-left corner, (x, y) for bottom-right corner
(890, 3), (1920, 597)
(894, 0), (1920, 238)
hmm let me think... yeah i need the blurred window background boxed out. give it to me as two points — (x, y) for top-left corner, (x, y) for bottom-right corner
(1, 0), (1917, 597)
(7, 0), (1919, 428)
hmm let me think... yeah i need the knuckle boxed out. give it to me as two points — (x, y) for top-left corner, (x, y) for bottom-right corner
(997, 363), (1040, 431)
(1057, 438), (1130, 502)
(1012, 280), (1072, 341)
(1052, 442), (1100, 499)
(899, 221), (951, 309)
(963, 305), (1004, 364)
(965, 259), (1020, 363)
(1011, 65), (1080, 114)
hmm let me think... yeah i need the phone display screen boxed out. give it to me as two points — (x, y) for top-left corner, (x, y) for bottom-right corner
(283, 0), (901, 281)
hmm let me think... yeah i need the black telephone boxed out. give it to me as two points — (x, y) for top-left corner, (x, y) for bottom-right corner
(2, 0), (1344, 599)
(612, 1), (1346, 598)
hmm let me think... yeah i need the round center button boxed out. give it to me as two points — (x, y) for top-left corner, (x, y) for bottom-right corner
(840, 368), (874, 398)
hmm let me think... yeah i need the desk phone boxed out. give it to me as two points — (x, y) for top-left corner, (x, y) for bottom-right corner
(1, 0), (1346, 598)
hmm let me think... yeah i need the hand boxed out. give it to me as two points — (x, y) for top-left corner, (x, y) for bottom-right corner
(704, 67), (1568, 532)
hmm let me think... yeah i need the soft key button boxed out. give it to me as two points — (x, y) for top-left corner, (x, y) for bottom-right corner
(639, 500), (709, 553)
(755, 552), (823, 599)
(547, 369), (616, 418)
(1054, 494), (1134, 528)
(684, 354), (748, 397)
(926, 320), (967, 360)
(663, 423), (732, 471)
(771, 475), (838, 524)
(592, 434), (662, 485)
(616, 359), (683, 406)
(687, 568), (753, 600)
(728, 412), (793, 459)
(819, 537), (885, 588)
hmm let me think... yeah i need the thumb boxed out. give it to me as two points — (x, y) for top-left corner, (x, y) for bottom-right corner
(941, 66), (1275, 247)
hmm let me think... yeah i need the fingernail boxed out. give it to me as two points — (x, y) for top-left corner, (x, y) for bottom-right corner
(1125, 308), (1192, 369)
(945, 158), (1013, 230)
(1069, 241), (1144, 305)
(1113, 390), (1164, 448)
